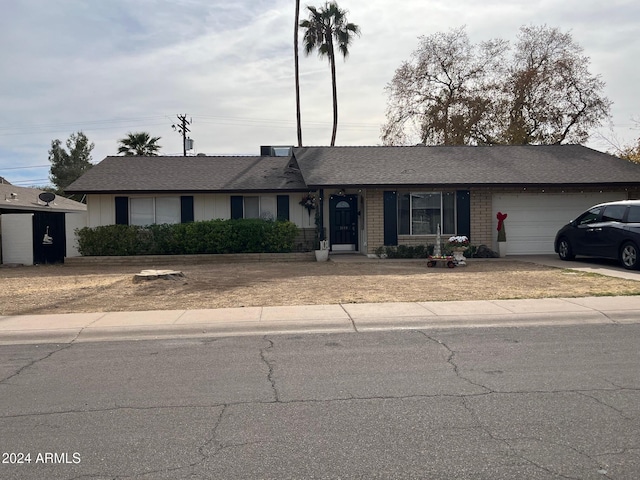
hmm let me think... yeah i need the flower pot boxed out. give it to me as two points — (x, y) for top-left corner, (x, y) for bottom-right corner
(315, 249), (329, 262)
(451, 247), (467, 265)
(497, 241), (507, 257)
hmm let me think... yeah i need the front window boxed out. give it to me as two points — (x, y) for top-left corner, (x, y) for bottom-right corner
(398, 192), (456, 235)
(130, 197), (180, 226)
(244, 196), (276, 220)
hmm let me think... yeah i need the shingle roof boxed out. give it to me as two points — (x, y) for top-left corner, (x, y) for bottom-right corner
(66, 145), (640, 194)
(293, 144), (640, 187)
(0, 183), (86, 213)
(66, 155), (308, 193)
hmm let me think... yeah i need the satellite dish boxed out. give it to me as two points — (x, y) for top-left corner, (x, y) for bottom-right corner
(39, 192), (56, 206)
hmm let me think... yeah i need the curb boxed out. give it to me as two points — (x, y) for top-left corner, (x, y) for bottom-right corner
(2, 309), (638, 345)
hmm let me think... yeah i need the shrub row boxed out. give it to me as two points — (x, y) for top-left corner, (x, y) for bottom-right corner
(375, 244), (478, 258)
(76, 219), (300, 256)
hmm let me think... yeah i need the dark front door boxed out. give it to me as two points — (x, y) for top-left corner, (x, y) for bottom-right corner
(32, 212), (66, 264)
(329, 194), (358, 251)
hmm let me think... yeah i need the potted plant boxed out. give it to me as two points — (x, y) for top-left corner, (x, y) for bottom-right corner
(299, 193), (316, 219)
(448, 235), (469, 265)
(315, 240), (329, 261)
(496, 211), (508, 257)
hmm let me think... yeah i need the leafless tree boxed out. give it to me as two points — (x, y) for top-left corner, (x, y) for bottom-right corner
(505, 25), (611, 145)
(382, 25), (611, 146)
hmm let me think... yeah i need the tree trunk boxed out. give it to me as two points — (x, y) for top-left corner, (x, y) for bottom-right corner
(329, 42), (338, 147)
(294, 0), (303, 147)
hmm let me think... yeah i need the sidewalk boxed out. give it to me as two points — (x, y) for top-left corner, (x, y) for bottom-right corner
(1, 296), (639, 345)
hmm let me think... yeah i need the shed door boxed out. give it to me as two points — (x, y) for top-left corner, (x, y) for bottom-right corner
(33, 212), (66, 264)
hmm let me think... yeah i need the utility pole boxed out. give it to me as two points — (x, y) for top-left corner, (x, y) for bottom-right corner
(172, 114), (192, 156)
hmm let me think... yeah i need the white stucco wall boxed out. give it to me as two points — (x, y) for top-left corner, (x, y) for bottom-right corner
(1, 213), (33, 265)
(65, 211), (87, 258)
(86, 195), (115, 227)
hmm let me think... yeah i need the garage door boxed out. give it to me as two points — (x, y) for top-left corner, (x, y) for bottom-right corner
(492, 192), (628, 255)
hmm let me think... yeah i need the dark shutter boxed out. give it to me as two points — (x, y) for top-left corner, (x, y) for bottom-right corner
(230, 196), (244, 219)
(383, 191), (398, 246)
(115, 197), (129, 225)
(277, 195), (290, 221)
(180, 196), (194, 223)
(456, 190), (471, 238)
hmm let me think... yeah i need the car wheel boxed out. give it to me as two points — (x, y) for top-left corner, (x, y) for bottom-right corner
(557, 238), (575, 261)
(620, 242), (639, 270)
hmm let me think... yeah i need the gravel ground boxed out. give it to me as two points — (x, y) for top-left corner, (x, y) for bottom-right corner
(2, 258), (640, 315)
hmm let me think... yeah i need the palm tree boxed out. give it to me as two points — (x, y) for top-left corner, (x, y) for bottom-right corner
(300, 2), (360, 146)
(294, 0), (303, 147)
(117, 132), (162, 156)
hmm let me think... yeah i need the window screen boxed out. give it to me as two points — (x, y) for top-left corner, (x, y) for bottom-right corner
(130, 198), (154, 226)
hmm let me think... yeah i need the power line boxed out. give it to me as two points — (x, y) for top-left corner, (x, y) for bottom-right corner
(0, 113), (381, 137)
(0, 164), (50, 171)
(11, 179), (51, 185)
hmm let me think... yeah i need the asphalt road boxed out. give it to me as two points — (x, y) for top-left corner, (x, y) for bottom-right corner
(1, 323), (639, 479)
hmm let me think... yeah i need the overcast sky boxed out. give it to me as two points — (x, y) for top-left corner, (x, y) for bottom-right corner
(1, 0), (639, 187)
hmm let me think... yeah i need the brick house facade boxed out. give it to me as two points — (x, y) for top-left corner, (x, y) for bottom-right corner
(67, 145), (640, 257)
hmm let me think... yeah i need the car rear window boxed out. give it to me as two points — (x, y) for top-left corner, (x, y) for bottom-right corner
(628, 206), (640, 223)
(602, 205), (627, 222)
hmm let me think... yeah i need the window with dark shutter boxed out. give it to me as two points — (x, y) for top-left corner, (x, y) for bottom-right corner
(115, 197), (129, 225)
(180, 196), (194, 223)
(277, 195), (290, 221)
(230, 196), (244, 219)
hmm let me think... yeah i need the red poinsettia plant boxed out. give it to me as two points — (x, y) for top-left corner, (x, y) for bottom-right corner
(447, 235), (469, 247)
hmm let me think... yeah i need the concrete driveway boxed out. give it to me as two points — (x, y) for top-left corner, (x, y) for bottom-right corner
(509, 254), (640, 281)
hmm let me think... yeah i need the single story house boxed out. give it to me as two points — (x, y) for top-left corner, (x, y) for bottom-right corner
(1, 182), (87, 265)
(65, 144), (640, 257)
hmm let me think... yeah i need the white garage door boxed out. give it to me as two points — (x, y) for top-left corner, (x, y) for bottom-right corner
(492, 192), (628, 255)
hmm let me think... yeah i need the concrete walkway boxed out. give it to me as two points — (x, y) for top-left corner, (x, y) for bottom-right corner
(1, 296), (639, 345)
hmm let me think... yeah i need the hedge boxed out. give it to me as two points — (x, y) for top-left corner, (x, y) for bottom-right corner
(75, 219), (299, 256)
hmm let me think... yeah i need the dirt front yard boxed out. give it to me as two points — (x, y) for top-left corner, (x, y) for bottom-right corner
(1, 258), (640, 316)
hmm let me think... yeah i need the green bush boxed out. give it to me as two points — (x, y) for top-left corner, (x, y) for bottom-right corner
(377, 244), (434, 258)
(75, 219), (299, 256)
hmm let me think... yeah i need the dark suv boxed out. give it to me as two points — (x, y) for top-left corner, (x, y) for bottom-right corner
(554, 200), (640, 270)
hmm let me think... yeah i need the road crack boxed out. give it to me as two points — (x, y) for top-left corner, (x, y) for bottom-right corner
(418, 331), (494, 394)
(0, 343), (74, 385)
(260, 336), (280, 402)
